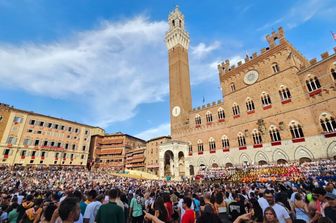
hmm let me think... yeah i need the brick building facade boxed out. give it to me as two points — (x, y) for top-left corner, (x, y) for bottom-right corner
(0, 103), (104, 166)
(161, 7), (336, 177)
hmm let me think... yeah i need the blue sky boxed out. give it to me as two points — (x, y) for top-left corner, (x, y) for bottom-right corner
(0, 0), (335, 140)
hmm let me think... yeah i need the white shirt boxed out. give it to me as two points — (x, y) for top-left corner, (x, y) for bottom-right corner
(74, 213), (84, 223)
(83, 201), (102, 223)
(271, 203), (290, 223)
(258, 197), (269, 213)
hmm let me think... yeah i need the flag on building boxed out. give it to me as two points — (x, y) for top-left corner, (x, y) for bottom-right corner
(202, 96), (205, 103)
(332, 31), (336, 40)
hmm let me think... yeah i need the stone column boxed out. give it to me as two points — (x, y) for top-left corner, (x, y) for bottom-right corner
(159, 158), (164, 178)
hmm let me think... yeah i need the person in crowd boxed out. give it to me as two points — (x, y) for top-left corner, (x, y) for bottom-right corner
(20, 198), (43, 223)
(40, 202), (57, 223)
(178, 191), (194, 221)
(263, 207), (279, 223)
(293, 192), (309, 222)
(95, 189), (124, 223)
(323, 193), (336, 223)
(264, 190), (292, 223)
(214, 191), (229, 223)
(191, 194), (200, 219)
(181, 197), (195, 223)
(163, 193), (173, 223)
(83, 190), (101, 223)
(228, 193), (246, 222)
(8, 203), (19, 223)
(58, 197), (81, 223)
(129, 190), (144, 223)
(153, 196), (168, 222)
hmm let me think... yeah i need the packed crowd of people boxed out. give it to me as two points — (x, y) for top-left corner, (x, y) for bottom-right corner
(1, 161), (336, 223)
(197, 160), (336, 183)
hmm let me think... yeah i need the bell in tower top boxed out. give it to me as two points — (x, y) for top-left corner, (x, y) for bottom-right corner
(168, 5), (185, 30)
(165, 6), (190, 50)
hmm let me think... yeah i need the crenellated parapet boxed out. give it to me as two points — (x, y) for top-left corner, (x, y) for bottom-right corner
(192, 100), (223, 112)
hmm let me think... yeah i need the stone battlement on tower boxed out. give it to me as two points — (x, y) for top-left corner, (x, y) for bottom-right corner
(218, 27), (287, 74)
(192, 100), (223, 112)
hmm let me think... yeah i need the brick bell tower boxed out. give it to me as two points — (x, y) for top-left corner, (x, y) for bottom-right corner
(165, 6), (192, 137)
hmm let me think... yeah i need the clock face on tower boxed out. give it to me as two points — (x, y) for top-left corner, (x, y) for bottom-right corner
(172, 106), (181, 117)
(244, 70), (259, 85)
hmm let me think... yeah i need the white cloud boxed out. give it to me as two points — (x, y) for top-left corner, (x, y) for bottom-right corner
(135, 123), (170, 140)
(0, 17), (169, 127)
(257, 0), (335, 31)
(191, 41), (221, 59)
(0, 15), (240, 131)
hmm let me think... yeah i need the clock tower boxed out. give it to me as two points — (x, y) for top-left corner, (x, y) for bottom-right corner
(165, 6), (192, 137)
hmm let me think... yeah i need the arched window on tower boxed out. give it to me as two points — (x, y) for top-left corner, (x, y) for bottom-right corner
(195, 115), (201, 127)
(272, 63), (280, 73)
(221, 135), (230, 151)
(217, 108), (225, 122)
(232, 103), (240, 118)
(252, 129), (263, 147)
(320, 113), (336, 135)
(188, 142), (193, 156)
(261, 92), (272, 109)
(230, 82), (236, 92)
(209, 137), (216, 153)
(279, 85), (292, 103)
(197, 139), (204, 154)
(246, 97), (255, 114)
(206, 111), (213, 124)
(237, 132), (246, 149)
(306, 75), (321, 96)
(269, 125), (281, 145)
(289, 120), (305, 142)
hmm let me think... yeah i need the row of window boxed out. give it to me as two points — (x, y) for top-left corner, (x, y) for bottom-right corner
(6, 136), (87, 151)
(28, 119), (89, 134)
(13, 116), (90, 135)
(27, 129), (86, 140)
(2, 149), (85, 160)
(189, 115), (336, 153)
(197, 87), (292, 124)
(230, 65), (336, 94)
(196, 74), (332, 125)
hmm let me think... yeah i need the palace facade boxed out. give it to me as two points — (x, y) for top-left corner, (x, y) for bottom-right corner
(0, 103), (104, 166)
(90, 132), (146, 170)
(161, 7), (336, 177)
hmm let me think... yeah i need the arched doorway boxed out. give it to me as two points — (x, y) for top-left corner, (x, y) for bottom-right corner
(164, 150), (174, 177)
(299, 157), (312, 164)
(178, 151), (185, 176)
(277, 159), (288, 164)
(212, 163), (219, 168)
(225, 163), (233, 168)
(189, 165), (194, 176)
(258, 160), (268, 165)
